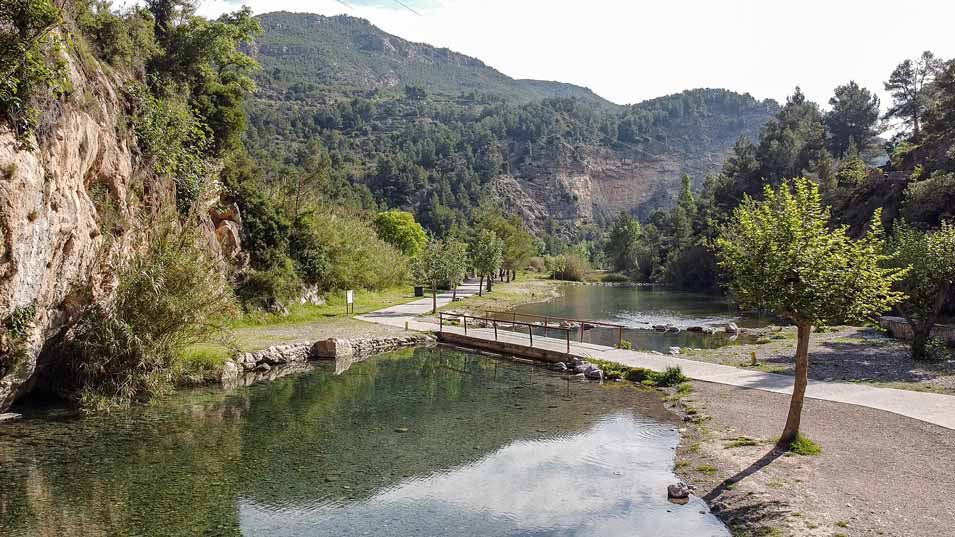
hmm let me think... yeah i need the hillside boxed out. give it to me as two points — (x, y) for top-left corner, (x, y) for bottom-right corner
(246, 12), (778, 238)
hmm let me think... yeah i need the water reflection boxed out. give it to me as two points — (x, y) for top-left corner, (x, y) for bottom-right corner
(0, 347), (728, 537)
(240, 415), (727, 536)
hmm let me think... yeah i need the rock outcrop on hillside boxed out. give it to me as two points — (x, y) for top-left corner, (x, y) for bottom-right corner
(0, 51), (241, 412)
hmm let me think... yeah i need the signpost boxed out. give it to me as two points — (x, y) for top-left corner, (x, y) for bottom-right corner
(346, 289), (354, 314)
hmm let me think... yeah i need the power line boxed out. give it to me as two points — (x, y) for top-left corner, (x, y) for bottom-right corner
(391, 0), (422, 16)
(334, 0), (355, 10)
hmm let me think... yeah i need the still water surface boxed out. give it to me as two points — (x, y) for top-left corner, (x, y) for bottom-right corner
(0, 346), (728, 536)
(513, 284), (767, 352)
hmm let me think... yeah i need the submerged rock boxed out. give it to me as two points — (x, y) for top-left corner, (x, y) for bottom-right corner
(583, 365), (603, 380)
(668, 346), (681, 355)
(725, 322), (740, 334)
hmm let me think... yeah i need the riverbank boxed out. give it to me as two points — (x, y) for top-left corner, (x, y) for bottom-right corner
(181, 274), (564, 385)
(679, 325), (955, 395)
(670, 380), (955, 537)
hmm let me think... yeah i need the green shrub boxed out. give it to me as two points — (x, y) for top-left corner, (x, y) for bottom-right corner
(925, 337), (951, 361)
(587, 360), (688, 387)
(527, 256), (546, 272)
(302, 210), (409, 291)
(65, 218), (237, 411)
(616, 339), (633, 350)
(602, 272), (630, 283)
(235, 257), (303, 311)
(552, 253), (590, 281)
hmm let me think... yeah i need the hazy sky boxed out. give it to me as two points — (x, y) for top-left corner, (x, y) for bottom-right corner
(198, 0), (955, 108)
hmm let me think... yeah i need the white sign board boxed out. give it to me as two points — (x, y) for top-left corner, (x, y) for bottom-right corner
(346, 290), (354, 304)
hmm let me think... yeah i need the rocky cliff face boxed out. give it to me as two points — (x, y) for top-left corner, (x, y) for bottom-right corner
(0, 51), (240, 412)
(495, 124), (763, 238)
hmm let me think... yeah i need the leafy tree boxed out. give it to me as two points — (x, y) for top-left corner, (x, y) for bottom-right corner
(373, 210), (428, 257)
(604, 211), (641, 274)
(886, 221), (955, 360)
(920, 60), (955, 173)
(884, 51), (943, 139)
(0, 0), (68, 143)
(825, 81), (880, 157)
(444, 239), (470, 301)
(717, 178), (904, 447)
(412, 239), (447, 314)
(470, 229), (504, 296)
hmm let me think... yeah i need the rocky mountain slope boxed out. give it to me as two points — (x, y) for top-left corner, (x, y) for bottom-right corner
(246, 13), (778, 237)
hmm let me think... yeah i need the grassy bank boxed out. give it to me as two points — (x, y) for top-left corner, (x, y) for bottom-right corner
(438, 272), (563, 316)
(180, 285), (421, 373)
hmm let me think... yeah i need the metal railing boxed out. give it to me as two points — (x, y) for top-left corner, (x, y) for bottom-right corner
(438, 312), (574, 353)
(484, 310), (626, 348)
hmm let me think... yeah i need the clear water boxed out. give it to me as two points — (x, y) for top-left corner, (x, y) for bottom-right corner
(0, 346), (729, 537)
(511, 284), (769, 352)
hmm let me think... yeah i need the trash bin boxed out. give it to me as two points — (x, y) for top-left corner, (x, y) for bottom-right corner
(414, 286), (424, 297)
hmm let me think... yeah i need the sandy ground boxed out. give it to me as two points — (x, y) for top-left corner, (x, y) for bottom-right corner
(672, 380), (955, 537)
(682, 326), (955, 394)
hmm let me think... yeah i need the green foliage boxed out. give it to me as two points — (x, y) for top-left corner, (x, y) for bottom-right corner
(3, 303), (37, 339)
(65, 218), (237, 411)
(604, 211), (641, 274)
(128, 83), (212, 213)
(412, 238), (458, 312)
(786, 435), (821, 456)
(886, 221), (955, 359)
(825, 81), (880, 157)
(717, 178), (905, 326)
(883, 51), (943, 138)
(373, 210), (427, 257)
(601, 273), (630, 283)
(470, 229), (504, 283)
(235, 256), (303, 311)
(548, 253), (589, 281)
(901, 172), (955, 226)
(76, 1), (159, 71)
(0, 0), (69, 144)
(835, 148), (868, 187)
(588, 360), (687, 387)
(924, 337), (952, 362)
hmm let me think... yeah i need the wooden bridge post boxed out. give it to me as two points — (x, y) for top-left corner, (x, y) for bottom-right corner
(529, 324), (533, 347)
(463, 314), (467, 336)
(494, 320), (498, 340)
(566, 330), (570, 354)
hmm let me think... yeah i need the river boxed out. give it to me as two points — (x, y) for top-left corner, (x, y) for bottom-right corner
(512, 284), (767, 352)
(0, 346), (729, 537)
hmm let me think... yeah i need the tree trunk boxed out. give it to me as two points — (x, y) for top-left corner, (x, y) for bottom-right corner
(486, 275), (493, 292)
(431, 286), (437, 314)
(778, 324), (812, 448)
(478, 275), (484, 297)
(911, 325), (931, 360)
(452, 285), (457, 301)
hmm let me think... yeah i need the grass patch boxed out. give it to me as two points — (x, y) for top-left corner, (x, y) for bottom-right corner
(588, 359), (688, 387)
(724, 436), (760, 449)
(766, 481), (785, 488)
(787, 434), (822, 456)
(230, 285), (417, 329)
(695, 465), (717, 476)
(835, 520), (849, 528)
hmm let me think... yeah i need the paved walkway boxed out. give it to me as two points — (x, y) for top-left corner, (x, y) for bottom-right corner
(358, 280), (955, 431)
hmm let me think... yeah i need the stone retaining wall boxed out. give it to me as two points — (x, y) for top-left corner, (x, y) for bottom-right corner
(220, 334), (433, 388)
(878, 316), (955, 346)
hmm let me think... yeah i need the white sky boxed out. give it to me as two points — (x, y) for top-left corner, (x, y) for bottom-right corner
(197, 0), (955, 109)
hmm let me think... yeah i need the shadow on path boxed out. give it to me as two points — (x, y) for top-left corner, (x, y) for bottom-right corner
(703, 448), (786, 503)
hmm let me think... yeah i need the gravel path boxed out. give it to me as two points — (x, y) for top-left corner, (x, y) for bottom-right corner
(675, 381), (955, 536)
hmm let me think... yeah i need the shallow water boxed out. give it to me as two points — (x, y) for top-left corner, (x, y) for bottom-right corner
(0, 346), (728, 537)
(512, 284), (768, 352)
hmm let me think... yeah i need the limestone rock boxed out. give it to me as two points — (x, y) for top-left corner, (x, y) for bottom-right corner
(667, 482), (690, 499)
(312, 338), (355, 359)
